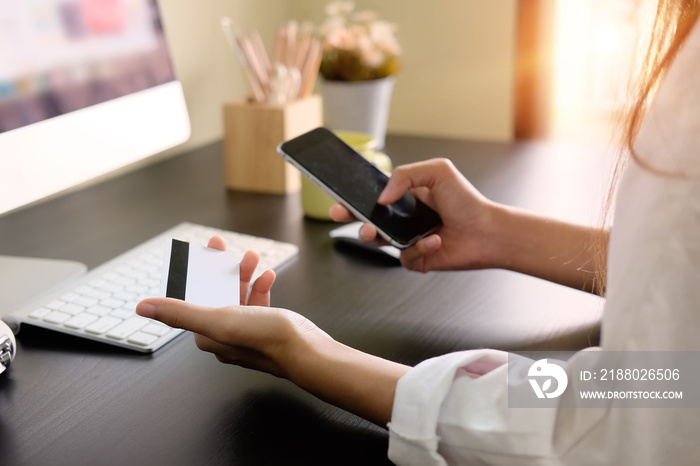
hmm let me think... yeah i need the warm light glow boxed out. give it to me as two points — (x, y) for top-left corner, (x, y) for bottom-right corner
(550, 0), (647, 144)
(594, 23), (624, 52)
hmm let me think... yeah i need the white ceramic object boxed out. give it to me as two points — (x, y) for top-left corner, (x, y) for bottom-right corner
(322, 76), (395, 149)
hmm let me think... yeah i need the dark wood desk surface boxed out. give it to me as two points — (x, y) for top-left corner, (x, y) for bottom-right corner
(0, 135), (606, 465)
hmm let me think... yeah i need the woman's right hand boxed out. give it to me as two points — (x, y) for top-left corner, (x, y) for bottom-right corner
(330, 158), (497, 273)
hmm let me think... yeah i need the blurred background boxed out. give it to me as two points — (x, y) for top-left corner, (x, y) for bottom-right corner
(157, 0), (648, 156)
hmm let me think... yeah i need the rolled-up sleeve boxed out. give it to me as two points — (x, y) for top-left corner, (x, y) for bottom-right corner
(387, 350), (606, 465)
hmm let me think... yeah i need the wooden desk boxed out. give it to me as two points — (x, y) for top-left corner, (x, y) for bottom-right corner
(0, 135), (606, 465)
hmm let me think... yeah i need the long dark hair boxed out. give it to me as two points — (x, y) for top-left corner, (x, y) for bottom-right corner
(625, 0), (700, 155)
(592, 0), (700, 296)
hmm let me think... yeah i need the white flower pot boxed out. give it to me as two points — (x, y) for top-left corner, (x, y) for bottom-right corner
(321, 76), (395, 149)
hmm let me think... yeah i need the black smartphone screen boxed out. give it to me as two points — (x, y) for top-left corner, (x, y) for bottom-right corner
(280, 127), (442, 247)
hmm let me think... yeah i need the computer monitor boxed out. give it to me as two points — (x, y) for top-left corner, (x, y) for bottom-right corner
(0, 0), (190, 216)
(0, 0), (190, 320)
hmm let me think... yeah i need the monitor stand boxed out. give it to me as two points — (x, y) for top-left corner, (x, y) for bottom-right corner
(0, 256), (86, 333)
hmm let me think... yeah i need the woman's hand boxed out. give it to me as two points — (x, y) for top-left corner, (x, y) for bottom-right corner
(137, 235), (327, 377)
(137, 298), (329, 378)
(330, 158), (497, 273)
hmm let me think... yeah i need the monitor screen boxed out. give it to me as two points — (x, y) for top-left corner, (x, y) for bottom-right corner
(0, 0), (190, 215)
(0, 0), (175, 133)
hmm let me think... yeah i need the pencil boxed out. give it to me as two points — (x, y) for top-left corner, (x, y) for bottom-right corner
(299, 38), (321, 98)
(250, 29), (271, 75)
(238, 36), (270, 98)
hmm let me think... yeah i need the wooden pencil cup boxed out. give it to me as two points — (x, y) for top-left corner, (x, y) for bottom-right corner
(223, 95), (323, 194)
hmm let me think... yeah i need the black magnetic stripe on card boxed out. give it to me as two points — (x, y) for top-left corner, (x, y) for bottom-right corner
(166, 239), (189, 300)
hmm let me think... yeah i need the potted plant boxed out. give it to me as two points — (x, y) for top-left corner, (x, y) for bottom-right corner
(317, 1), (401, 148)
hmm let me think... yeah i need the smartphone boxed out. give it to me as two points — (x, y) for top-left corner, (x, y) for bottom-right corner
(277, 127), (442, 249)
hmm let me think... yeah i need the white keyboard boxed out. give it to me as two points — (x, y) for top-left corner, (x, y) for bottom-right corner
(11, 223), (299, 353)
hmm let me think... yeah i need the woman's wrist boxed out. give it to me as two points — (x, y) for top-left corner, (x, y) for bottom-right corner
(483, 202), (526, 271)
(466, 199), (509, 270)
(283, 327), (410, 426)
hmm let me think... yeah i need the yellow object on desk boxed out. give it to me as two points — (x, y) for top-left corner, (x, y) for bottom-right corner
(302, 131), (393, 220)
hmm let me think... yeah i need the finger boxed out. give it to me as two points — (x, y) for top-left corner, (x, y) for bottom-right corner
(194, 333), (284, 375)
(207, 235), (227, 251)
(377, 160), (446, 205)
(137, 297), (225, 339)
(240, 250), (260, 283)
(240, 250), (261, 305)
(194, 333), (230, 357)
(358, 223), (381, 243)
(247, 269), (276, 306)
(329, 203), (356, 222)
(399, 234), (441, 272)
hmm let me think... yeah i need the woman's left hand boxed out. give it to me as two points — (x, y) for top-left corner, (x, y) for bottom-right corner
(136, 235), (322, 377)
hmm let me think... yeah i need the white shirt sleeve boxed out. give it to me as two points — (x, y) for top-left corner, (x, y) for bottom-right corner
(387, 351), (510, 465)
(388, 350), (608, 465)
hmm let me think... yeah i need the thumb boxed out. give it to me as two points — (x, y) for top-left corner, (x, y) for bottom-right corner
(137, 297), (223, 338)
(377, 161), (442, 205)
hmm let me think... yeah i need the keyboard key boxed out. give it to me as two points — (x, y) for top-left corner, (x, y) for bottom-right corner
(112, 277), (136, 288)
(74, 296), (99, 307)
(113, 291), (138, 301)
(141, 278), (159, 288)
(64, 313), (99, 330)
(100, 298), (125, 309)
(85, 316), (122, 335)
(86, 289), (111, 300)
(96, 282), (123, 293)
(127, 332), (159, 346)
(60, 304), (86, 316)
(114, 265), (132, 275)
(45, 300), (66, 310)
(29, 307), (51, 319)
(141, 253), (162, 267)
(128, 259), (150, 271)
(75, 285), (94, 295)
(44, 311), (71, 324)
(142, 323), (170, 336)
(90, 278), (108, 289)
(61, 292), (80, 303)
(110, 308), (135, 320)
(124, 300), (140, 310)
(106, 317), (148, 340)
(86, 305), (111, 316)
(126, 284), (149, 294)
(123, 269), (148, 280)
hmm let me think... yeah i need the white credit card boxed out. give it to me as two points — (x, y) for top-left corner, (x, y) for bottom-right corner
(160, 239), (240, 308)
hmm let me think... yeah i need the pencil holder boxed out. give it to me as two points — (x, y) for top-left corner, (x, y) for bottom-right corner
(223, 95), (323, 194)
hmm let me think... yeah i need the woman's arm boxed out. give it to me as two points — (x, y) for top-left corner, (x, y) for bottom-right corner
(487, 204), (609, 294)
(331, 158), (609, 295)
